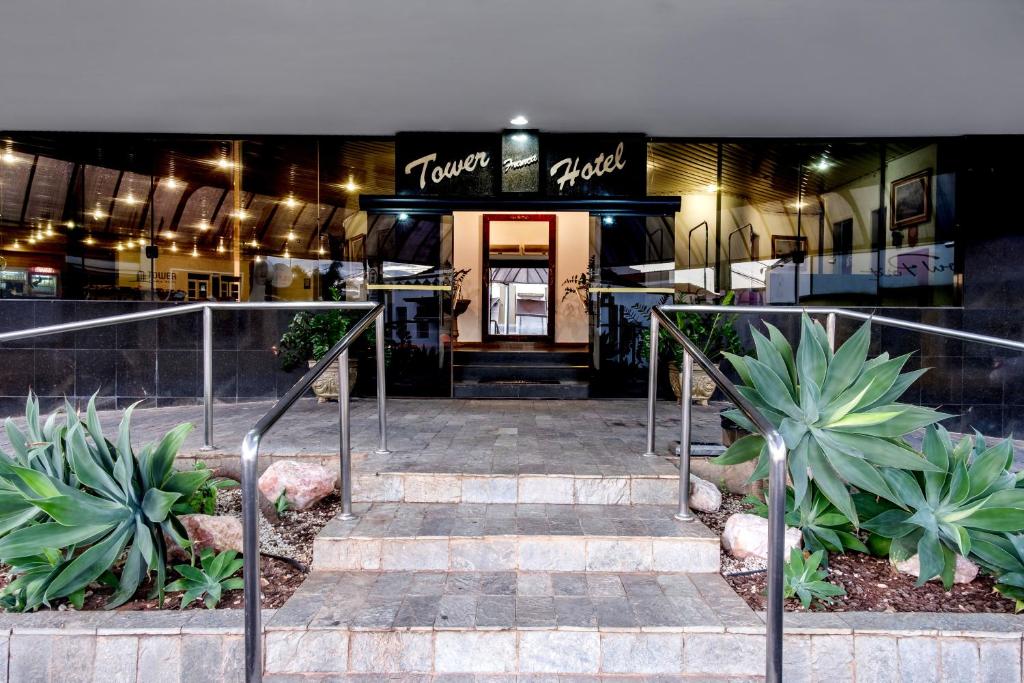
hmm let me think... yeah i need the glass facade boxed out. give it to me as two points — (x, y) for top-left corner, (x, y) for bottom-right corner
(1, 131), (1019, 434)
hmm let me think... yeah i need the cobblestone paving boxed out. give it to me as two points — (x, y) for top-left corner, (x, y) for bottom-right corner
(268, 569), (758, 632)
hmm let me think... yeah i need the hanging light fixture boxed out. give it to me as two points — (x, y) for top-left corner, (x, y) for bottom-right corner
(284, 195), (298, 209)
(115, 242), (124, 252)
(217, 236), (226, 254)
(286, 229), (296, 242)
(170, 241), (178, 253)
(65, 220), (75, 229)
(199, 218), (211, 232)
(191, 239), (199, 257)
(249, 233), (259, 249)
(84, 233), (96, 246)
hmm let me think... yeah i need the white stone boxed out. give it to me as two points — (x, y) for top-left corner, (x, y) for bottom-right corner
(434, 632), (517, 673)
(520, 631), (600, 673)
(450, 538), (516, 571)
(258, 460), (338, 511)
(519, 476), (574, 504)
(404, 474), (461, 503)
(518, 538), (586, 571)
(178, 514), (243, 554)
(586, 539), (652, 571)
(601, 633), (683, 674)
(721, 513), (801, 561)
(93, 636), (139, 682)
(651, 538), (720, 572)
(312, 538), (382, 570)
(894, 554), (980, 584)
(462, 476), (517, 504)
(380, 539), (450, 570)
(688, 473), (722, 512)
(574, 477), (629, 505)
(630, 477), (675, 505)
(265, 630), (348, 674)
(349, 632), (433, 673)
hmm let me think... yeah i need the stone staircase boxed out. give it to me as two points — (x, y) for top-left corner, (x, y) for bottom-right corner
(452, 345), (590, 398)
(263, 429), (768, 680)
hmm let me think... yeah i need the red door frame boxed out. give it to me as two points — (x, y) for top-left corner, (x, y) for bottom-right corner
(481, 213), (557, 342)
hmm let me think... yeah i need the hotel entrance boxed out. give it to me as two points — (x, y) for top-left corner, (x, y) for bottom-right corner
(483, 213), (555, 342)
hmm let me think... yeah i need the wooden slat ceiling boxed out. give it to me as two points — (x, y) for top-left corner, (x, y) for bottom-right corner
(648, 141), (930, 210)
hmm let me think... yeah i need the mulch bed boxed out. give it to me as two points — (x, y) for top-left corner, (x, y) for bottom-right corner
(0, 487), (340, 613)
(696, 493), (1014, 613)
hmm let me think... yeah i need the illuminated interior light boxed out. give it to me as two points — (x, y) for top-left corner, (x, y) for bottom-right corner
(170, 241), (178, 253)
(216, 157), (231, 169)
(162, 230), (175, 239)
(11, 239), (20, 249)
(199, 219), (210, 231)
(65, 220), (75, 229)
(282, 247), (290, 259)
(115, 242), (124, 252)
(509, 115), (529, 126)
(191, 242), (199, 257)
(344, 177), (359, 192)
(512, 133), (528, 142)
(249, 236), (259, 248)
(286, 230), (296, 241)
(165, 177), (180, 190)
(92, 208), (105, 220)
(398, 213), (410, 221)
(1, 151), (15, 164)
(123, 193), (138, 205)
(790, 201), (807, 210)
(125, 238), (135, 249)
(284, 195), (298, 209)
(814, 158), (831, 172)
(45, 222), (54, 237)
(318, 244), (327, 256)
(704, 183), (719, 193)
(602, 216), (614, 225)
(84, 234), (96, 246)
(217, 237), (226, 254)
(254, 254), (262, 263)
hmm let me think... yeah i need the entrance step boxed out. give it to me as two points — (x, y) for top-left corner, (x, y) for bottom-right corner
(354, 470), (684, 505)
(264, 569), (765, 678)
(453, 345), (591, 399)
(312, 503), (719, 573)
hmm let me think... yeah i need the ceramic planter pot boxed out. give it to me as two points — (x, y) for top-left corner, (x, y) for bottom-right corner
(309, 357), (359, 402)
(667, 360), (717, 405)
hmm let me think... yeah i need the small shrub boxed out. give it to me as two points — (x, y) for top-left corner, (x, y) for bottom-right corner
(782, 547), (846, 609)
(179, 461), (237, 516)
(747, 485), (867, 556)
(166, 548), (243, 609)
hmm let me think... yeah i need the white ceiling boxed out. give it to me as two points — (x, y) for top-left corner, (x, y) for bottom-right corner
(2, 0), (1023, 137)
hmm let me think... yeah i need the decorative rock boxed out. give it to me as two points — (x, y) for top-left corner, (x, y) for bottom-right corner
(893, 553), (979, 584)
(258, 460), (338, 510)
(690, 458), (763, 495)
(688, 474), (722, 512)
(180, 514), (243, 554)
(721, 513), (801, 561)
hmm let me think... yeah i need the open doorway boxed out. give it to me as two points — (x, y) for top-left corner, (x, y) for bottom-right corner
(482, 214), (555, 342)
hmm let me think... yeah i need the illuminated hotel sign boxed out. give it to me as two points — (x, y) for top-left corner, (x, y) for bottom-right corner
(395, 131), (646, 198)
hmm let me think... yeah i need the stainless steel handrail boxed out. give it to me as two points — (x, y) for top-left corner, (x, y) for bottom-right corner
(240, 302), (384, 683)
(0, 300), (386, 451)
(645, 303), (1024, 683)
(647, 307), (787, 682)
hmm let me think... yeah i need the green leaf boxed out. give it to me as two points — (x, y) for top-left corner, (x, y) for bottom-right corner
(807, 441), (858, 527)
(0, 522), (109, 558)
(141, 489), (181, 524)
(763, 323), (797, 389)
(745, 358), (803, 420)
(819, 320), (870, 403)
(33, 492), (130, 527)
(163, 470), (211, 498)
(722, 352), (753, 387)
(144, 423), (194, 489)
(796, 316), (827, 390)
(916, 530), (945, 586)
(84, 394), (114, 471)
(711, 434), (764, 466)
(824, 432), (939, 473)
(752, 329), (795, 398)
(65, 422), (122, 501)
(45, 522), (132, 601)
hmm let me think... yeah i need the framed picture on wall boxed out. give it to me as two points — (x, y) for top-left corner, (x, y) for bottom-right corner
(347, 235), (365, 261)
(771, 235), (807, 261)
(891, 169), (931, 230)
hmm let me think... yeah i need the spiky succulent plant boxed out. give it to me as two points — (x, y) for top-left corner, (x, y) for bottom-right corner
(860, 426), (1024, 588)
(711, 314), (948, 526)
(0, 396), (207, 610)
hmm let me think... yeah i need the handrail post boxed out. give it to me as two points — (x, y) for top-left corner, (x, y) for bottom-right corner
(240, 431), (262, 683)
(339, 349), (355, 520)
(643, 312), (660, 457)
(764, 432), (788, 683)
(826, 312), (837, 352)
(374, 310), (391, 455)
(201, 305), (215, 451)
(674, 351), (694, 521)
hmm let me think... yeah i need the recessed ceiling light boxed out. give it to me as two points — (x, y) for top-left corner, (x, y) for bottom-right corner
(602, 216), (615, 225)
(509, 115), (529, 126)
(398, 213), (410, 221)
(790, 201), (807, 210)
(704, 183), (719, 193)
(814, 158), (831, 172)
(284, 195), (298, 209)
(512, 133), (529, 142)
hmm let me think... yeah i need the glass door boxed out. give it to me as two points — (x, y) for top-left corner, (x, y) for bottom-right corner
(482, 214), (555, 342)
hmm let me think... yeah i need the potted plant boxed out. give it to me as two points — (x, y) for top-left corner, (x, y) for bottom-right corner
(275, 286), (364, 402)
(561, 256), (598, 316)
(646, 290), (743, 405)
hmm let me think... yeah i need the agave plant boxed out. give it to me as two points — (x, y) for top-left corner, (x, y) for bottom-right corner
(0, 396), (208, 610)
(748, 484), (867, 555)
(711, 314), (947, 526)
(859, 426), (1024, 588)
(970, 532), (1024, 611)
(0, 393), (82, 537)
(167, 548), (244, 609)
(782, 547), (846, 609)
